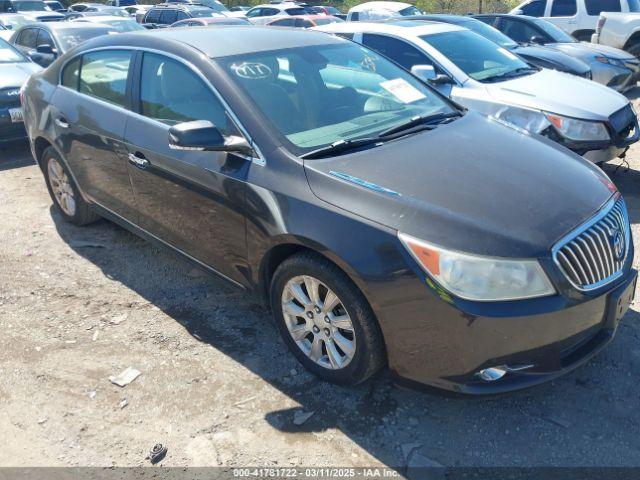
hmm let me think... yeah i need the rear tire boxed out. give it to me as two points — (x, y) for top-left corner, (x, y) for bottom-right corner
(627, 42), (640, 58)
(42, 146), (99, 226)
(270, 252), (386, 385)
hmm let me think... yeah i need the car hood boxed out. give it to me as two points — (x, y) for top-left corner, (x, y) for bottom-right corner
(0, 62), (41, 89)
(303, 112), (614, 258)
(548, 42), (635, 61)
(513, 44), (591, 75)
(484, 68), (629, 120)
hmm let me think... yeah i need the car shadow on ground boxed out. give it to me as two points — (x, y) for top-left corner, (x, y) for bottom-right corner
(0, 140), (35, 171)
(44, 158), (640, 469)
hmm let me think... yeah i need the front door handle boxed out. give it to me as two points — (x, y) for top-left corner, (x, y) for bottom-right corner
(128, 152), (149, 169)
(55, 117), (69, 129)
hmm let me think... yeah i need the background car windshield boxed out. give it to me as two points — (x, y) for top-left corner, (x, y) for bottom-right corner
(530, 17), (576, 42)
(218, 42), (454, 154)
(59, 28), (115, 49)
(461, 19), (518, 49)
(399, 5), (422, 15)
(1, 15), (34, 28)
(0, 38), (27, 62)
(13, 1), (47, 10)
(421, 30), (531, 82)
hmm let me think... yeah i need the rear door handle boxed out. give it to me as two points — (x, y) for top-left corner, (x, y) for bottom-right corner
(55, 117), (69, 129)
(128, 152), (149, 169)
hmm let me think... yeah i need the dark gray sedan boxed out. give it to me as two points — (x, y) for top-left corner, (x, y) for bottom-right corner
(10, 22), (117, 67)
(21, 27), (636, 394)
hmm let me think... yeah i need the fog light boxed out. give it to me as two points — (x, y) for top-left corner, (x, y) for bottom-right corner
(476, 367), (507, 382)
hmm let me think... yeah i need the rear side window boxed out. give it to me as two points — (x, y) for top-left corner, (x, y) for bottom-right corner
(61, 56), (81, 89)
(550, 0), (577, 16)
(79, 50), (132, 108)
(176, 10), (188, 20)
(16, 28), (37, 48)
(159, 9), (177, 24)
(139, 52), (232, 133)
(520, 0), (546, 15)
(144, 8), (160, 22)
(36, 29), (53, 47)
(284, 7), (306, 14)
(584, 0), (621, 14)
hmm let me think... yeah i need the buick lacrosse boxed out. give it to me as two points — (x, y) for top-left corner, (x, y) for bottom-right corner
(22, 27), (636, 393)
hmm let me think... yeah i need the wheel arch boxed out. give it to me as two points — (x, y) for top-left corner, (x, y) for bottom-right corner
(33, 136), (54, 170)
(624, 30), (640, 52)
(571, 29), (595, 41)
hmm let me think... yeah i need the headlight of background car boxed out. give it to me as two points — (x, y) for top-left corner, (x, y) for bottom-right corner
(545, 113), (610, 142)
(399, 233), (555, 302)
(594, 55), (627, 68)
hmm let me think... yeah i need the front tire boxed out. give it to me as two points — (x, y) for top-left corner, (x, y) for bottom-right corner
(42, 146), (99, 226)
(270, 252), (386, 385)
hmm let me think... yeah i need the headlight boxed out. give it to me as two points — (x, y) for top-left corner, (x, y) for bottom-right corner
(545, 113), (610, 142)
(399, 233), (556, 302)
(595, 55), (626, 68)
(488, 104), (550, 134)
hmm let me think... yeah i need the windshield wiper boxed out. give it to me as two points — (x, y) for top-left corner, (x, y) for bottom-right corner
(483, 67), (538, 83)
(301, 137), (386, 160)
(378, 111), (461, 137)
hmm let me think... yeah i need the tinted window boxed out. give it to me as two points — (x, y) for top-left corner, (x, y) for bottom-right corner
(500, 18), (547, 43)
(630, 0), (640, 11)
(363, 34), (431, 70)
(551, 0), (577, 16)
(36, 28), (53, 47)
(273, 17), (295, 25)
(246, 7), (261, 17)
(61, 56), (80, 88)
(176, 10), (188, 20)
(585, 0), (620, 14)
(284, 7), (306, 14)
(145, 8), (160, 22)
(520, 0), (546, 15)
(12, 0), (47, 10)
(530, 16), (577, 41)
(16, 27), (37, 47)
(460, 18), (517, 48)
(139, 52), (232, 133)
(119, 0), (136, 5)
(159, 9), (177, 23)
(79, 50), (131, 107)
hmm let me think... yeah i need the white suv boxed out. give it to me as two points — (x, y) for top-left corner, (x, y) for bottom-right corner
(511, 0), (639, 41)
(245, 2), (308, 24)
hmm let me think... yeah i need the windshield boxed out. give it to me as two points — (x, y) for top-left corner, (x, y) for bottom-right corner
(421, 30), (533, 82)
(58, 28), (115, 50)
(217, 42), (456, 155)
(0, 38), (27, 62)
(530, 17), (576, 42)
(198, 0), (229, 12)
(399, 5), (422, 15)
(101, 19), (144, 31)
(460, 19), (518, 49)
(12, 0), (48, 10)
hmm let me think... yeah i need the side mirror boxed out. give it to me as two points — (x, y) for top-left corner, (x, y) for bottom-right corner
(36, 44), (56, 55)
(411, 64), (437, 82)
(530, 35), (545, 44)
(168, 120), (253, 155)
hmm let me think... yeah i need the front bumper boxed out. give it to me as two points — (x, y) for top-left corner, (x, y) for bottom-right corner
(591, 59), (640, 92)
(388, 268), (636, 395)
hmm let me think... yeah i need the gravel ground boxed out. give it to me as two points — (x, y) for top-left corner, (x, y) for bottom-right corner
(1, 116), (640, 471)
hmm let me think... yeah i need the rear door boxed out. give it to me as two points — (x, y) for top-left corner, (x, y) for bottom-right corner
(51, 49), (138, 221)
(545, 0), (579, 34)
(123, 50), (249, 283)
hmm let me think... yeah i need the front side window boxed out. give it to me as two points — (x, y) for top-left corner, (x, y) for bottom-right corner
(35, 28), (53, 47)
(500, 18), (546, 43)
(585, 0), (620, 15)
(79, 50), (132, 107)
(139, 52), (233, 134)
(421, 30), (533, 82)
(550, 0), (577, 16)
(217, 42), (455, 154)
(530, 16), (577, 41)
(16, 27), (37, 47)
(159, 9), (177, 24)
(176, 10), (188, 20)
(363, 33), (433, 70)
(144, 9), (160, 22)
(246, 7), (261, 17)
(520, 0), (546, 15)
(0, 37), (27, 62)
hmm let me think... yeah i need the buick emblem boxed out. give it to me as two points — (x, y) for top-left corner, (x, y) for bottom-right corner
(231, 62), (272, 80)
(610, 229), (626, 261)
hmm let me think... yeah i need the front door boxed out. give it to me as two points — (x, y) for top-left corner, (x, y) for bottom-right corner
(51, 49), (137, 221)
(124, 51), (249, 284)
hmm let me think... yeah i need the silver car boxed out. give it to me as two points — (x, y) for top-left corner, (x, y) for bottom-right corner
(316, 21), (639, 164)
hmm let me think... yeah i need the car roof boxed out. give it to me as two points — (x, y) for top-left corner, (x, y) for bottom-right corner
(315, 19), (463, 36)
(251, 2), (304, 9)
(92, 25), (345, 57)
(407, 14), (474, 25)
(74, 15), (132, 22)
(150, 3), (213, 9)
(475, 13), (536, 20)
(23, 21), (115, 31)
(349, 1), (412, 12)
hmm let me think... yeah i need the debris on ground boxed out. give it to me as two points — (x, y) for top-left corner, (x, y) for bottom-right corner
(92, 330), (100, 342)
(37, 417), (47, 425)
(109, 313), (128, 325)
(68, 240), (107, 249)
(293, 410), (314, 426)
(119, 398), (128, 409)
(148, 444), (168, 464)
(109, 367), (141, 387)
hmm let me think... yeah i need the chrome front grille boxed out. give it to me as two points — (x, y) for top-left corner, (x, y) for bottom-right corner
(553, 197), (630, 290)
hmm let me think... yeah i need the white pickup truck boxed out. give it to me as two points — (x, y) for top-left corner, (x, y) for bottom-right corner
(591, 11), (640, 56)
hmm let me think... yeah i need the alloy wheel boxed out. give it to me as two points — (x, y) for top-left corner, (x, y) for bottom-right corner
(47, 158), (76, 217)
(281, 275), (356, 370)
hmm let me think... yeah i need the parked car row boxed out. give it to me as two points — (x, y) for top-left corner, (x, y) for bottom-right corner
(18, 24), (637, 396)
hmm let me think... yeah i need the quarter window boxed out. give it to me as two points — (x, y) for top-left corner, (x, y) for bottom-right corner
(584, 0), (621, 14)
(79, 50), (132, 108)
(139, 52), (232, 133)
(61, 56), (81, 89)
(550, 0), (577, 16)
(520, 0), (547, 16)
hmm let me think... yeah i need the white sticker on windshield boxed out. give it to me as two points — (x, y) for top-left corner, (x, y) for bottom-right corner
(379, 78), (426, 104)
